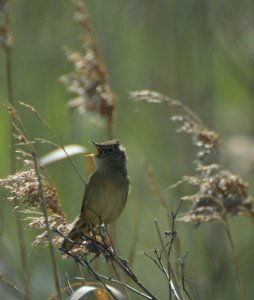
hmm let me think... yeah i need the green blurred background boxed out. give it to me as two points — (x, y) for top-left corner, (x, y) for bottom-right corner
(1, 1), (254, 299)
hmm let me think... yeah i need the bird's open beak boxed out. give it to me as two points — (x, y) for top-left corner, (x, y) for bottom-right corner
(89, 141), (103, 154)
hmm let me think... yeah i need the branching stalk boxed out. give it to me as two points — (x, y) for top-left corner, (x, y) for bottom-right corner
(154, 219), (183, 300)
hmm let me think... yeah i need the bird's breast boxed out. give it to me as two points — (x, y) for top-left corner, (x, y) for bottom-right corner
(86, 174), (129, 224)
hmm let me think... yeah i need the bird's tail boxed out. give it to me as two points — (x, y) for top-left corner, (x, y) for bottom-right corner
(60, 215), (91, 251)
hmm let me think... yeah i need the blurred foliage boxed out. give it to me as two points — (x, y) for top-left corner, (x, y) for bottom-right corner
(1, 0), (254, 299)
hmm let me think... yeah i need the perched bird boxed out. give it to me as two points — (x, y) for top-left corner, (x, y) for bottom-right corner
(60, 139), (129, 250)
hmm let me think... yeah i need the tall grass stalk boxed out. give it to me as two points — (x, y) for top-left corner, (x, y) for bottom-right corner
(32, 153), (63, 300)
(223, 219), (243, 300)
(154, 220), (183, 300)
(1, 3), (30, 299)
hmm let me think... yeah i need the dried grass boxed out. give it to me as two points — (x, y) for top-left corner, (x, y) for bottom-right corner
(180, 167), (254, 223)
(60, 0), (116, 138)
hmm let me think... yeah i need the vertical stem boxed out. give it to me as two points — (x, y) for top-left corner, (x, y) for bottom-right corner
(6, 49), (15, 172)
(154, 220), (183, 300)
(222, 219), (243, 300)
(32, 153), (63, 300)
(3, 5), (31, 299)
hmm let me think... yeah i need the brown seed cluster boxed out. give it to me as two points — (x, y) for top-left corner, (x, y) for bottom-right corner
(27, 214), (69, 247)
(172, 115), (219, 150)
(60, 0), (116, 123)
(179, 169), (254, 223)
(0, 169), (64, 216)
(0, 167), (71, 247)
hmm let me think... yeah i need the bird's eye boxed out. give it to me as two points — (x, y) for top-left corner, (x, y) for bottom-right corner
(107, 148), (114, 153)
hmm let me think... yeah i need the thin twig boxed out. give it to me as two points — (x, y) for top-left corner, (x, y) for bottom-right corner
(154, 220), (183, 300)
(144, 250), (164, 273)
(166, 201), (183, 259)
(99, 233), (157, 299)
(154, 249), (172, 284)
(179, 253), (192, 300)
(32, 153), (63, 300)
(62, 229), (158, 300)
(67, 252), (118, 300)
(146, 165), (183, 290)
(111, 254), (158, 300)
(80, 272), (153, 299)
(110, 259), (130, 300)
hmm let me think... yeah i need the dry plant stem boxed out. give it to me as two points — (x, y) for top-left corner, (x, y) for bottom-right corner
(100, 228), (128, 298)
(111, 254), (157, 300)
(91, 273), (153, 299)
(2, 5), (30, 299)
(145, 249), (172, 292)
(180, 253), (191, 300)
(76, 264), (86, 286)
(6, 48), (15, 171)
(75, 254), (155, 300)
(222, 218), (243, 300)
(60, 227), (158, 299)
(154, 220), (183, 300)
(105, 231), (157, 299)
(109, 259), (130, 300)
(146, 165), (183, 283)
(32, 153), (63, 300)
(146, 165), (171, 226)
(19, 102), (86, 185)
(0, 272), (25, 298)
(130, 90), (219, 151)
(100, 227), (129, 300)
(130, 90), (203, 126)
(70, 253), (118, 300)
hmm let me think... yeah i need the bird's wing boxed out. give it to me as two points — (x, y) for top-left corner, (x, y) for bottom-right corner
(80, 171), (100, 214)
(80, 183), (88, 214)
(122, 176), (130, 207)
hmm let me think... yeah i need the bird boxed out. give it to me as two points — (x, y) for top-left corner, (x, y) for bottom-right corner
(60, 139), (130, 251)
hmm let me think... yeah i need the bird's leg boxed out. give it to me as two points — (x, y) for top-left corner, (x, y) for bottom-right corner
(103, 224), (114, 253)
